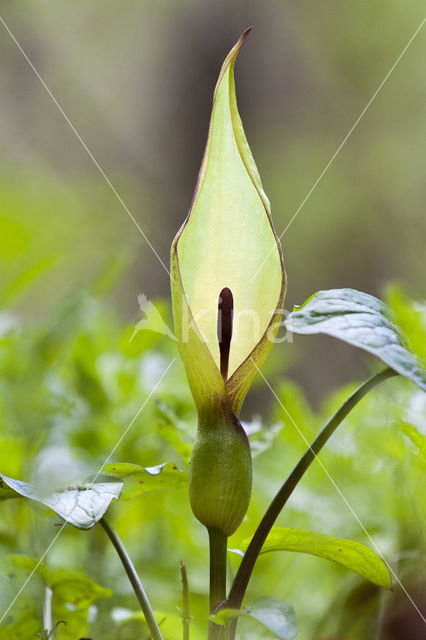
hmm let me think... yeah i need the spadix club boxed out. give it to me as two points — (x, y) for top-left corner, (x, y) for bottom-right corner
(176, 289), (291, 358)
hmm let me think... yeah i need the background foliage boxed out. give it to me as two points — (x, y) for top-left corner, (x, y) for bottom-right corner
(0, 285), (425, 638)
(0, 2), (425, 638)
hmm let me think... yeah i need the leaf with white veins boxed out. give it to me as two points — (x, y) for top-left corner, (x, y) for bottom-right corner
(286, 288), (426, 392)
(212, 597), (297, 639)
(0, 472), (122, 529)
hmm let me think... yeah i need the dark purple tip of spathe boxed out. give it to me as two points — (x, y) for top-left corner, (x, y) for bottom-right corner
(217, 287), (234, 381)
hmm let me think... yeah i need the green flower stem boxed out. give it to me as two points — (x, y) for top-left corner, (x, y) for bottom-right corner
(180, 560), (190, 640)
(100, 518), (164, 640)
(226, 367), (397, 624)
(208, 527), (228, 640)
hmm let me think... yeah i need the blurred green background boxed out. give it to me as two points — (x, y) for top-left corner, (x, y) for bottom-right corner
(0, 0), (425, 401)
(0, 1), (425, 639)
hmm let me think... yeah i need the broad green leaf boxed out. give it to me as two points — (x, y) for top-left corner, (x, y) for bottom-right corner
(212, 597), (297, 639)
(171, 29), (286, 415)
(9, 556), (111, 640)
(46, 569), (110, 640)
(239, 527), (391, 589)
(101, 462), (188, 499)
(286, 289), (426, 392)
(0, 473), (122, 529)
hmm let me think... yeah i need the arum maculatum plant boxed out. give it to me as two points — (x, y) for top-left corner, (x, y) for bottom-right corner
(170, 28), (426, 640)
(171, 27), (285, 548)
(1, 29), (425, 640)
(170, 27), (286, 633)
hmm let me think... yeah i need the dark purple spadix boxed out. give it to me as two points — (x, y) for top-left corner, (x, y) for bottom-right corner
(217, 287), (234, 381)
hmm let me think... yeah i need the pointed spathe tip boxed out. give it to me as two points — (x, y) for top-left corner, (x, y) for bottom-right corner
(241, 26), (253, 41)
(234, 26), (253, 55)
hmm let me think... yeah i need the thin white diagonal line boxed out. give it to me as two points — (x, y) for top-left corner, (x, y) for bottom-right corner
(0, 357), (175, 626)
(252, 16), (426, 283)
(251, 358), (426, 625)
(0, 14), (171, 279)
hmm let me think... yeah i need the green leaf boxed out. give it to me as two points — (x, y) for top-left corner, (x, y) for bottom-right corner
(9, 556), (111, 640)
(399, 422), (426, 459)
(386, 283), (426, 362)
(212, 597), (297, 639)
(48, 569), (111, 640)
(286, 288), (426, 392)
(0, 556), (43, 639)
(171, 29), (286, 415)
(0, 473), (122, 529)
(238, 527), (392, 589)
(0, 476), (19, 502)
(100, 462), (188, 499)
(112, 607), (206, 640)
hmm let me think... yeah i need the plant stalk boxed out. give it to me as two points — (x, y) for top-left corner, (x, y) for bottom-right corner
(180, 560), (190, 640)
(208, 527), (228, 640)
(225, 367), (397, 632)
(100, 518), (164, 640)
(42, 585), (53, 636)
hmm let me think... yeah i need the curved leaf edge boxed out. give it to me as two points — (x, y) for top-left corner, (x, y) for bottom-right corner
(237, 526), (392, 590)
(211, 596), (297, 640)
(0, 472), (123, 530)
(286, 288), (426, 393)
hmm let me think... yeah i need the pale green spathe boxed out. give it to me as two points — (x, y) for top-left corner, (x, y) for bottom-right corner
(178, 38), (282, 377)
(170, 30), (286, 535)
(172, 30), (286, 415)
